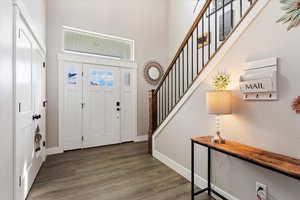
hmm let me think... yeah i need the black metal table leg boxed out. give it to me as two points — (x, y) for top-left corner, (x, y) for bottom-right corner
(208, 147), (211, 196)
(191, 140), (195, 200)
(191, 140), (233, 200)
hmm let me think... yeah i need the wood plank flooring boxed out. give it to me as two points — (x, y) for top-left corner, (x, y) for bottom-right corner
(27, 142), (212, 200)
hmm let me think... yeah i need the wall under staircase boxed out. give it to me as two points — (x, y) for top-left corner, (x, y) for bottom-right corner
(153, 1), (300, 200)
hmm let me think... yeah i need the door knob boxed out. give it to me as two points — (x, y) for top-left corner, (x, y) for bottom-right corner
(32, 114), (41, 120)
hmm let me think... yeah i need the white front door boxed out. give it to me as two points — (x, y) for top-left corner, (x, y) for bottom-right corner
(83, 64), (121, 148)
(15, 14), (45, 200)
(61, 62), (136, 150)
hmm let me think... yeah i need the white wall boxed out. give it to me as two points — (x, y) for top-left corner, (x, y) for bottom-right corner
(46, 0), (169, 148)
(156, 1), (300, 200)
(0, 1), (13, 199)
(168, 0), (201, 61)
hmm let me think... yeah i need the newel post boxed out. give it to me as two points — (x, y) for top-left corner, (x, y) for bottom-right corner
(148, 89), (157, 155)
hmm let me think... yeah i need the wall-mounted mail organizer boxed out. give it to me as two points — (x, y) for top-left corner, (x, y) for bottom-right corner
(240, 57), (278, 101)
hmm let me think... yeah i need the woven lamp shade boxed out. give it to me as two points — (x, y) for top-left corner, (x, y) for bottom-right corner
(206, 91), (232, 115)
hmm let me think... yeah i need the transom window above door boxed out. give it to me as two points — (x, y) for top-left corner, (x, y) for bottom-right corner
(62, 26), (134, 61)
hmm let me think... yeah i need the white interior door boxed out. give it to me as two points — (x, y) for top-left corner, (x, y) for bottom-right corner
(83, 64), (121, 148)
(15, 15), (45, 200)
(62, 62), (83, 151)
(32, 48), (46, 161)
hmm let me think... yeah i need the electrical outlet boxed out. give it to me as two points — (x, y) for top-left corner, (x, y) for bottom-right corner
(256, 182), (267, 200)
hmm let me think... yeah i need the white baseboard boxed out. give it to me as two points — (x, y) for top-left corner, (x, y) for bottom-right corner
(134, 135), (148, 142)
(46, 147), (63, 155)
(46, 137), (147, 155)
(153, 150), (239, 200)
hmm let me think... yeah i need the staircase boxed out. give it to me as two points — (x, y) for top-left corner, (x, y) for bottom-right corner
(148, 0), (259, 154)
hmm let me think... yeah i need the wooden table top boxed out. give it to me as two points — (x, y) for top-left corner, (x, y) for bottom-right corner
(192, 136), (300, 180)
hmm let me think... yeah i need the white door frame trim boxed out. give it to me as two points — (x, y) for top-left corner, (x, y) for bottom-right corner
(58, 53), (138, 152)
(12, 0), (46, 54)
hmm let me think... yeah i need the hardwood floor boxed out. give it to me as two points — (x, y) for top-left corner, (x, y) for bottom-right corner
(27, 142), (212, 200)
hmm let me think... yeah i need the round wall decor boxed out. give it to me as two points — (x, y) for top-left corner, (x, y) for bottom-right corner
(292, 96), (300, 114)
(144, 61), (164, 85)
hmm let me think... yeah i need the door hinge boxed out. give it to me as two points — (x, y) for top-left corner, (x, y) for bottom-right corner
(19, 176), (22, 187)
(18, 29), (21, 39)
(43, 100), (47, 107)
(81, 136), (84, 141)
(18, 102), (21, 112)
(43, 62), (46, 68)
(43, 141), (46, 147)
(82, 72), (84, 77)
(81, 103), (85, 109)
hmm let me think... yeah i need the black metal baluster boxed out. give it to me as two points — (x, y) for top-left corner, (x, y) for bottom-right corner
(178, 55), (181, 98)
(158, 89), (160, 124)
(192, 33), (194, 81)
(208, 5), (211, 59)
(175, 61), (177, 104)
(240, 0), (243, 18)
(182, 50), (185, 93)
(168, 73), (170, 111)
(164, 81), (166, 120)
(169, 73), (171, 112)
(160, 88), (162, 123)
(169, 74), (171, 112)
(202, 19), (204, 68)
(197, 25), (199, 74)
(167, 75), (169, 113)
(231, 0), (233, 29)
(215, 0), (218, 51)
(161, 86), (163, 122)
(161, 84), (163, 121)
(171, 67), (173, 108)
(157, 90), (159, 124)
(222, 0), (225, 41)
(187, 43), (189, 88)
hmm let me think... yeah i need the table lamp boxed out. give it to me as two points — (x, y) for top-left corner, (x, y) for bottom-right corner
(206, 91), (232, 144)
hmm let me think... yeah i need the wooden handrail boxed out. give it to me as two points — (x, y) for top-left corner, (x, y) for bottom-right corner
(154, 0), (213, 94)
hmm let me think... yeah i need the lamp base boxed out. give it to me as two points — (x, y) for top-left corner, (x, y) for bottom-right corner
(211, 131), (225, 144)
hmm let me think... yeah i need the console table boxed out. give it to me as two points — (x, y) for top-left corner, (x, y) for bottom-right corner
(191, 136), (300, 200)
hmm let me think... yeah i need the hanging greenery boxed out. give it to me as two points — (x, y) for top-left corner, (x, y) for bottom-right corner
(277, 0), (300, 31)
(212, 72), (230, 90)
